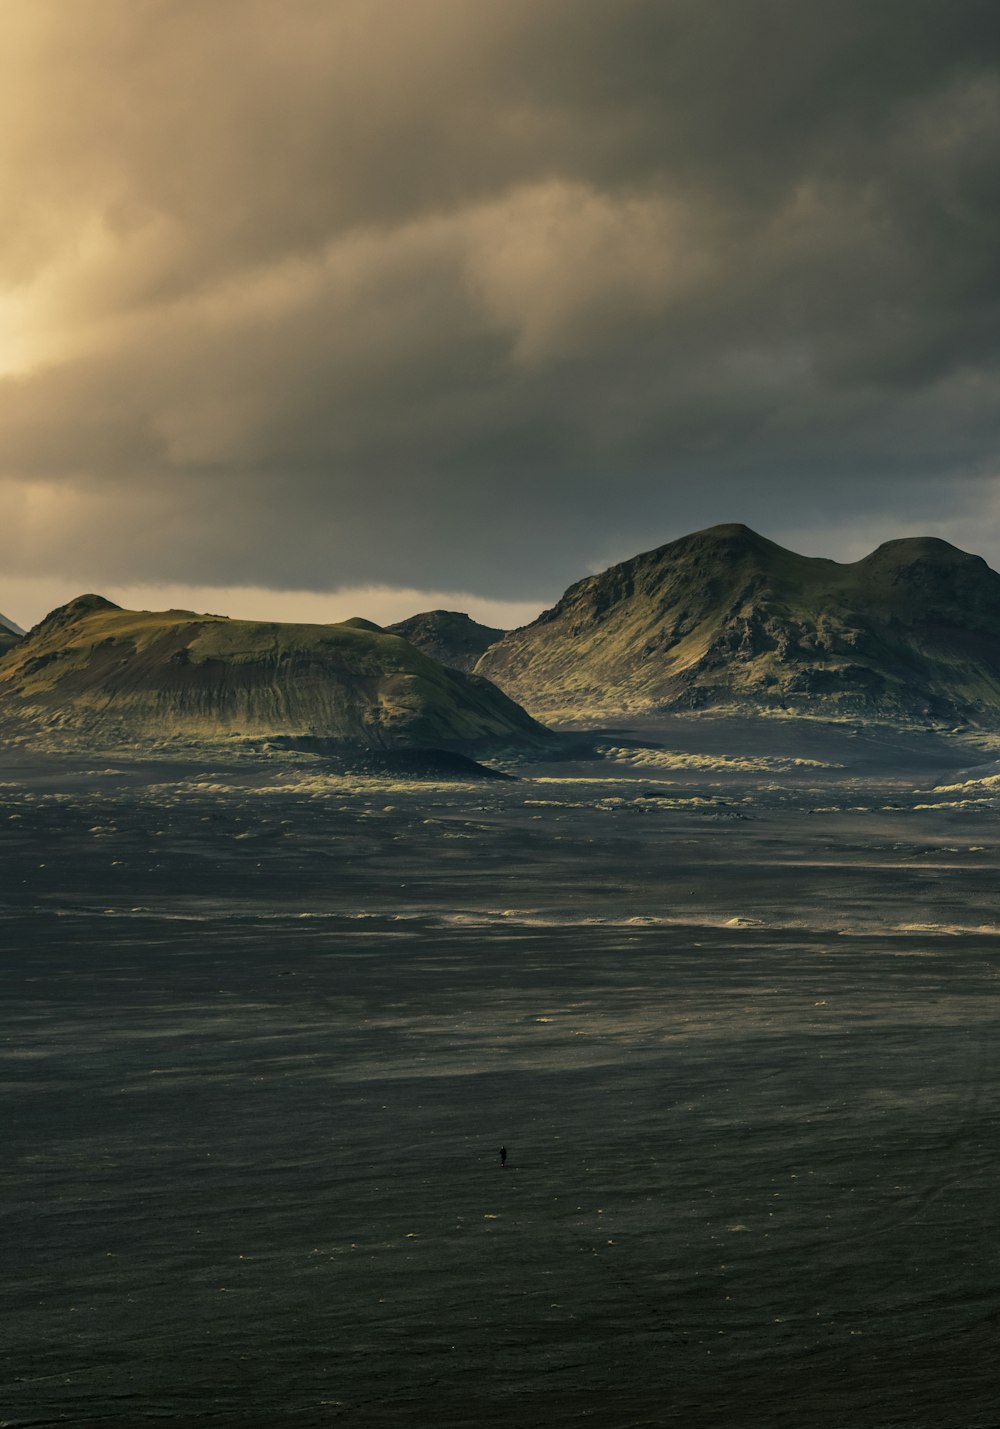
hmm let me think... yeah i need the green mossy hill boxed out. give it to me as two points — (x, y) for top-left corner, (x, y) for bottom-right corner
(0, 598), (548, 751)
(385, 610), (506, 672)
(476, 523), (1000, 724)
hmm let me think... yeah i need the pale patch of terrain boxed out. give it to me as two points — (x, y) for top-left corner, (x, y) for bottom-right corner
(596, 743), (835, 772)
(931, 771), (1000, 794)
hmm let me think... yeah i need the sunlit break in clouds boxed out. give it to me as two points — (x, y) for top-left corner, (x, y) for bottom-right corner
(2, 0), (1000, 628)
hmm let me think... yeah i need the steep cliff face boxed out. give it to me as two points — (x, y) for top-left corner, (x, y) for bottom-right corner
(385, 610), (505, 672)
(0, 597), (548, 751)
(477, 524), (1000, 723)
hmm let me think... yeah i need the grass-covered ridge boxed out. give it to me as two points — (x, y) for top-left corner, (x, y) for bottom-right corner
(0, 596), (547, 751)
(477, 524), (1000, 724)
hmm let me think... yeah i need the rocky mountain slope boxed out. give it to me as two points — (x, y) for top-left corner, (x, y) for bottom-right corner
(0, 596), (547, 751)
(477, 524), (1000, 724)
(385, 610), (505, 672)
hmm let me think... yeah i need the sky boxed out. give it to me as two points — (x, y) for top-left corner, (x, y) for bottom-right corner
(2, 0), (1000, 630)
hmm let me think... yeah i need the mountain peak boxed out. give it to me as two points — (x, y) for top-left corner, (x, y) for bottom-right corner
(674, 522), (782, 551)
(37, 594), (122, 631)
(615, 523), (800, 583)
(477, 523), (1000, 724)
(690, 522), (765, 541)
(860, 535), (983, 567)
(386, 609), (506, 672)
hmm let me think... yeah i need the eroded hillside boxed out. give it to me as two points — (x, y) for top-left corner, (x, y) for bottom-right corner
(0, 596), (547, 752)
(477, 524), (1000, 723)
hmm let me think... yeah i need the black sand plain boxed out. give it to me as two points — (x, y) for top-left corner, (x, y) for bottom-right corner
(3, 716), (1000, 1428)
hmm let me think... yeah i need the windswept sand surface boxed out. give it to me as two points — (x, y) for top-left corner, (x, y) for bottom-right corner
(3, 718), (1000, 1427)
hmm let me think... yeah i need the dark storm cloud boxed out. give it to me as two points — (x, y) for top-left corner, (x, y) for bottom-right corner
(2, 0), (1000, 599)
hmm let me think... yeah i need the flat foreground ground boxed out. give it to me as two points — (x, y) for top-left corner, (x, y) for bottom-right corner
(3, 718), (1000, 1427)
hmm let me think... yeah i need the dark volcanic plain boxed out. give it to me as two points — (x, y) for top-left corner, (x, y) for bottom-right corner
(4, 716), (1000, 1428)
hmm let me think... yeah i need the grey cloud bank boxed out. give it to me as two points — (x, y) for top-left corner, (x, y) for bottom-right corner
(2, 0), (999, 604)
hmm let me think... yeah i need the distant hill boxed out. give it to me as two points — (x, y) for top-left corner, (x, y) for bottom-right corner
(0, 595), (548, 752)
(0, 610), (23, 656)
(385, 610), (505, 672)
(476, 524), (1000, 724)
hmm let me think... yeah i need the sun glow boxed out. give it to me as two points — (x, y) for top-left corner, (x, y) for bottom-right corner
(0, 290), (35, 378)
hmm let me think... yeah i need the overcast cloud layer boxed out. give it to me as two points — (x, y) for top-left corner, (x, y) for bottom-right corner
(2, 0), (1000, 622)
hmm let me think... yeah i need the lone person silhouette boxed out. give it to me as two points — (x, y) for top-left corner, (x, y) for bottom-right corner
(499, 1145), (507, 1168)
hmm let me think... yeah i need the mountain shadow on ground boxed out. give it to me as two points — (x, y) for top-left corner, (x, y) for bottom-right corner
(261, 736), (514, 779)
